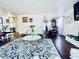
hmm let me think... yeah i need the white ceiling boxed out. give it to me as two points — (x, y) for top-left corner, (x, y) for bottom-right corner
(0, 0), (78, 16)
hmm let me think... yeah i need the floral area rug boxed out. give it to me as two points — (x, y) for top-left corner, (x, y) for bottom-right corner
(0, 39), (60, 59)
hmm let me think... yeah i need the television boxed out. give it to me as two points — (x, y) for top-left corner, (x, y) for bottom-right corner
(74, 1), (79, 21)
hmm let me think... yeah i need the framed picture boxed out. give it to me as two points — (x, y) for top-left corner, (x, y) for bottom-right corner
(22, 17), (28, 23)
(63, 14), (73, 24)
(29, 18), (33, 23)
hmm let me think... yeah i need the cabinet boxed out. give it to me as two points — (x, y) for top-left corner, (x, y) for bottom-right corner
(0, 17), (14, 41)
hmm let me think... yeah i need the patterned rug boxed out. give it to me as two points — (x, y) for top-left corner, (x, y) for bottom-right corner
(0, 39), (60, 59)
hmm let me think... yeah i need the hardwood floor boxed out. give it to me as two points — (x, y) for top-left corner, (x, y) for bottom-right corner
(51, 35), (79, 59)
(0, 41), (11, 46)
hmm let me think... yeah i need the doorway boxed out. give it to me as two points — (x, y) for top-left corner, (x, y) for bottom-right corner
(56, 17), (63, 35)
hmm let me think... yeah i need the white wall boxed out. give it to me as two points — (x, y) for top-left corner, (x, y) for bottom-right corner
(0, 8), (6, 16)
(62, 8), (79, 36)
(17, 14), (53, 34)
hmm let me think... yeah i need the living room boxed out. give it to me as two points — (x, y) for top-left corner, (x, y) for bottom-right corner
(0, 0), (79, 59)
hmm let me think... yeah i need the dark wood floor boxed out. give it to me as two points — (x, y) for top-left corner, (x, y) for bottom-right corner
(51, 35), (79, 59)
(0, 40), (11, 46)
